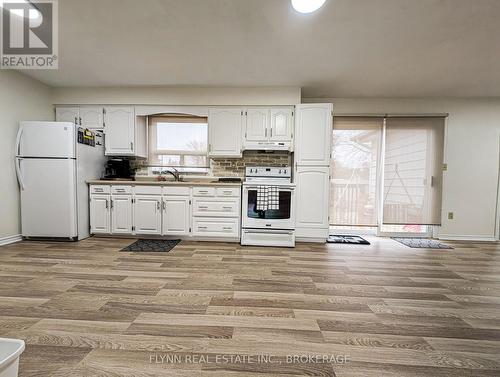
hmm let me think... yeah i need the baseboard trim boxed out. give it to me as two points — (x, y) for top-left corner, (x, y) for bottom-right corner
(438, 234), (498, 242)
(92, 234), (241, 243)
(296, 237), (326, 243)
(0, 234), (22, 246)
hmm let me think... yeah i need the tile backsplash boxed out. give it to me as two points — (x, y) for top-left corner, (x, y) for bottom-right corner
(211, 151), (291, 177)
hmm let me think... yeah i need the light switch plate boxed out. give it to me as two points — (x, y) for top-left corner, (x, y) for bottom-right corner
(448, 212), (454, 220)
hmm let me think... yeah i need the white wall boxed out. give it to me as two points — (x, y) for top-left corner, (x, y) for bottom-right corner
(0, 70), (53, 241)
(304, 97), (500, 241)
(52, 86), (301, 106)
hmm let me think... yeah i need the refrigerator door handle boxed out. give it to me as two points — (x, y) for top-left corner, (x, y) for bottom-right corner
(15, 158), (25, 191)
(15, 126), (23, 156)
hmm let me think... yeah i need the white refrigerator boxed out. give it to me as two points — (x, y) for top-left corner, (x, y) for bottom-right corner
(15, 121), (105, 240)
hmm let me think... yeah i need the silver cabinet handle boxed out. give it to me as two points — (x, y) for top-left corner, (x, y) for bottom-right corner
(110, 199), (114, 209)
(157, 201), (160, 210)
(270, 128), (273, 137)
(79, 117), (82, 125)
(222, 191), (232, 195)
(162, 201), (166, 210)
(105, 199), (108, 209)
(222, 206), (232, 210)
(74, 117), (78, 124)
(198, 226), (208, 230)
(130, 142), (133, 150)
(222, 227), (232, 231)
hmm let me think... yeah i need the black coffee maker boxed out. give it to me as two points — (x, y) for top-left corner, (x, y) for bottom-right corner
(104, 158), (133, 180)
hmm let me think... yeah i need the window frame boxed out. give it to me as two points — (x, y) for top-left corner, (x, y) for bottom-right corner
(148, 115), (209, 174)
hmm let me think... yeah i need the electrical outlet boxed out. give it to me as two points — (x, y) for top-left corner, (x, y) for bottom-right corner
(443, 163), (448, 171)
(448, 212), (454, 220)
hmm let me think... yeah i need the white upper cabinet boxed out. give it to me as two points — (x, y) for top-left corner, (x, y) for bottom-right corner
(55, 106), (103, 129)
(270, 108), (293, 141)
(208, 108), (243, 158)
(295, 104), (333, 166)
(242, 107), (294, 149)
(104, 106), (137, 156)
(245, 108), (269, 141)
(79, 106), (104, 130)
(55, 107), (79, 124)
(134, 196), (162, 235)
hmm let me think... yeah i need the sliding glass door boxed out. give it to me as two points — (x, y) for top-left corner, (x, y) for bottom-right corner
(380, 117), (445, 236)
(330, 117), (383, 229)
(330, 116), (445, 237)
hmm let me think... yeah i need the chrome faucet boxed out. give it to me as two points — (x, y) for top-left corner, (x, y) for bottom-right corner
(163, 167), (180, 181)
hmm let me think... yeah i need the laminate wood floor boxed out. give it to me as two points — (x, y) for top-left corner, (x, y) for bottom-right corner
(0, 237), (499, 376)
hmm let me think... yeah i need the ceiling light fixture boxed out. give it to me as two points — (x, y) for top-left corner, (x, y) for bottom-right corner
(291, 0), (326, 14)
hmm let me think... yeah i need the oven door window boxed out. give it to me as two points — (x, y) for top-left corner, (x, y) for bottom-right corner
(247, 189), (291, 219)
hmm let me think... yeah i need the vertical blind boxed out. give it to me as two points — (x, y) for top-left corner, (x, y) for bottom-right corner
(331, 117), (383, 226)
(383, 117), (445, 225)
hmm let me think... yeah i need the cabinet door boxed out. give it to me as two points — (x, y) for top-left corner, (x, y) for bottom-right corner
(111, 195), (133, 233)
(90, 195), (110, 234)
(270, 108), (293, 141)
(104, 107), (135, 155)
(295, 104), (332, 166)
(162, 196), (190, 236)
(80, 106), (104, 130)
(245, 108), (269, 142)
(295, 166), (330, 230)
(134, 196), (161, 235)
(55, 107), (79, 124)
(208, 108), (243, 157)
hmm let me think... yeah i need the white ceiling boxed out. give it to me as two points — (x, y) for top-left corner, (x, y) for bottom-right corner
(21, 0), (500, 97)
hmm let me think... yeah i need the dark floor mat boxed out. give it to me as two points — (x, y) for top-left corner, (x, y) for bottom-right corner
(120, 239), (181, 252)
(392, 237), (453, 249)
(327, 235), (370, 245)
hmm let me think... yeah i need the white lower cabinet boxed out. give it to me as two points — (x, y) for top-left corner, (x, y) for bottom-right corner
(134, 195), (162, 235)
(295, 166), (330, 240)
(162, 196), (190, 236)
(111, 195), (133, 234)
(89, 184), (241, 241)
(192, 217), (239, 238)
(90, 194), (110, 234)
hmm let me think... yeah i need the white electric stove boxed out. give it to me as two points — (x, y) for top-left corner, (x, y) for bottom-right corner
(241, 167), (295, 247)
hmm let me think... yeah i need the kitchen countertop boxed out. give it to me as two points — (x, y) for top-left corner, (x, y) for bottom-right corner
(87, 179), (242, 187)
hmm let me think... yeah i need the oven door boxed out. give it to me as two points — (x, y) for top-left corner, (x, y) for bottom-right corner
(242, 185), (295, 230)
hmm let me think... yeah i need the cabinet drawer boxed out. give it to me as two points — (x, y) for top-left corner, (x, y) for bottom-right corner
(216, 187), (240, 197)
(193, 199), (239, 217)
(193, 187), (216, 197)
(134, 186), (162, 195)
(192, 218), (239, 238)
(163, 186), (191, 196)
(111, 186), (132, 194)
(90, 185), (110, 194)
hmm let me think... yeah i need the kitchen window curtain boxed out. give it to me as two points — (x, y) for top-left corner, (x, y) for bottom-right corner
(383, 117), (445, 225)
(331, 117), (383, 226)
